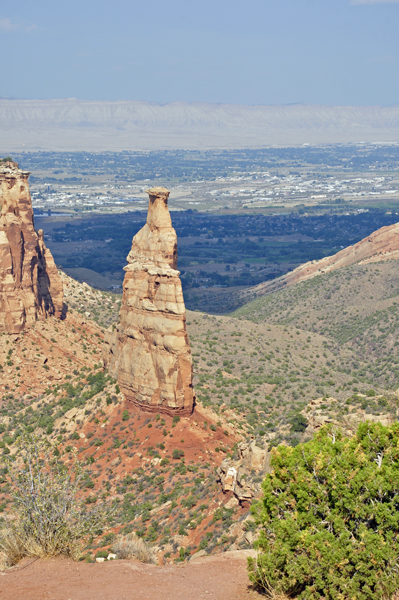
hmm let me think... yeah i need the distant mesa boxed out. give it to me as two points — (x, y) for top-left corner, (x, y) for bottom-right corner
(0, 160), (64, 333)
(246, 220), (399, 298)
(4, 100), (399, 150)
(103, 186), (195, 417)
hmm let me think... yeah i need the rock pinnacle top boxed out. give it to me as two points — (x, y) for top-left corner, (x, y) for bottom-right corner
(145, 186), (170, 197)
(128, 186), (177, 269)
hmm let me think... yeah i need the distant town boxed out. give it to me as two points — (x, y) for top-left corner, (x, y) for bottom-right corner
(28, 171), (399, 216)
(10, 144), (399, 217)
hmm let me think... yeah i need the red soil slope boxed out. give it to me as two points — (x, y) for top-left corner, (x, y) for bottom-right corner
(51, 395), (246, 561)
(0, 310), (103, 400)
(0, 275), (253, 565)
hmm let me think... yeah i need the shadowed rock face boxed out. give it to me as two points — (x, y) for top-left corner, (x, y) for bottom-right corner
(0, 161), (64, 333)
(104, 187), (195, 416)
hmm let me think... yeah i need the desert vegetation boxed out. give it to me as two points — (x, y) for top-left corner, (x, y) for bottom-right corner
(249, 421), (399, 600)
(235, 262), (399, 391)
(1, 272), (398, 567)
(0, 434), (111, 566)
(0, 361), (245, 564)
(0, 236), (398, 577)
(112, 533), (156, 563)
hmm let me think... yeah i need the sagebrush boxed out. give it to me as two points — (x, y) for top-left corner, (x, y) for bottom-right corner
(0, 434), (112, 563)
(249, 422), (399, 600)
(112, 533), (156, 563)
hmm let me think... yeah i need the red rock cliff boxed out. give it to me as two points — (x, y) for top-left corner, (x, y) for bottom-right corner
(0, 161), (64, 333)
(103, 187), (194, 416)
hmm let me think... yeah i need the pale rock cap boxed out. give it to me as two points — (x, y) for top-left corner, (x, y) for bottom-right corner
(146, 187), (170, 198)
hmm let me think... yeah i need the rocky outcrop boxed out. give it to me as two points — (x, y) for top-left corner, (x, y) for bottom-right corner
(103, 186), (194, 417)
(302, 396), (392, 438)
(0, 161), (64, 333)
(245, 220), (399, 298)
(217, 440), (270, 505)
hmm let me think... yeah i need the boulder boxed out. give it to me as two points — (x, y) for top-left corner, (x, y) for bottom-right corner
(103, 187), (194, 416)
(238, 440), (269, 472)
(217, 440), (270, 504)
(0, 161), (63, 333)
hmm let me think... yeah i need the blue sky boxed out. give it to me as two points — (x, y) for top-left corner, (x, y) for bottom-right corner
(1, 0), (399, 105)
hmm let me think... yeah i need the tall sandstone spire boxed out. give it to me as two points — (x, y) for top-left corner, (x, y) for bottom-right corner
(104, 187), (195, 416)
(0, 161), (64, 333)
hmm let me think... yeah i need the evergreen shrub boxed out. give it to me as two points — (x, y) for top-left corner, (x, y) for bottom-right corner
(249, 422), (399, 599)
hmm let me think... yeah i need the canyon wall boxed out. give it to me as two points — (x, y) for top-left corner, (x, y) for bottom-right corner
(0, 160), (64, 333)
(104, 187), (194, 416)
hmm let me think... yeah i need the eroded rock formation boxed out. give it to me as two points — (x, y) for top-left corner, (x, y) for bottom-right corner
(0, 161), (64, 333)
(104, 186), (194, 416)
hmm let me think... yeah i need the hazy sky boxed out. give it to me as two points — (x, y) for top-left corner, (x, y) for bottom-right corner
(1, 0), (399, 106)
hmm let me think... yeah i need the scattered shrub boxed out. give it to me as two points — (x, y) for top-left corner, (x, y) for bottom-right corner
(178, 546), (190, 561)
(0, 434), (112, 564)
(288, 414), (308, 433)
(172, 449), (185, 460)
(112, 533), (155, 563)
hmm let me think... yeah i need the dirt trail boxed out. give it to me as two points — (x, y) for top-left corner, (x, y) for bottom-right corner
(0, 552), (261, 600)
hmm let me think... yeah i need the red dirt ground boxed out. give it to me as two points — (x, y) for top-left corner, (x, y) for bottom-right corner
(0, 552), (262, 600)
(0, 311), (103, 400)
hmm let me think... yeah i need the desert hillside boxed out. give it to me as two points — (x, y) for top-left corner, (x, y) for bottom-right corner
(0, 273), (269, 565)
(235, 260), (399, 391)
(0, 261), (398, 567)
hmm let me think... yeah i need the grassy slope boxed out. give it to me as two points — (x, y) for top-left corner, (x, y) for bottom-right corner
(233, 260), (399, 392)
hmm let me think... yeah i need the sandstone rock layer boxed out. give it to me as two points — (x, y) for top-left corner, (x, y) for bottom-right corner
(0, 161), (64, 333)
(217, 441), (270, 505)
(104, 187), (194, 416)
(246, 220), (399, 298)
